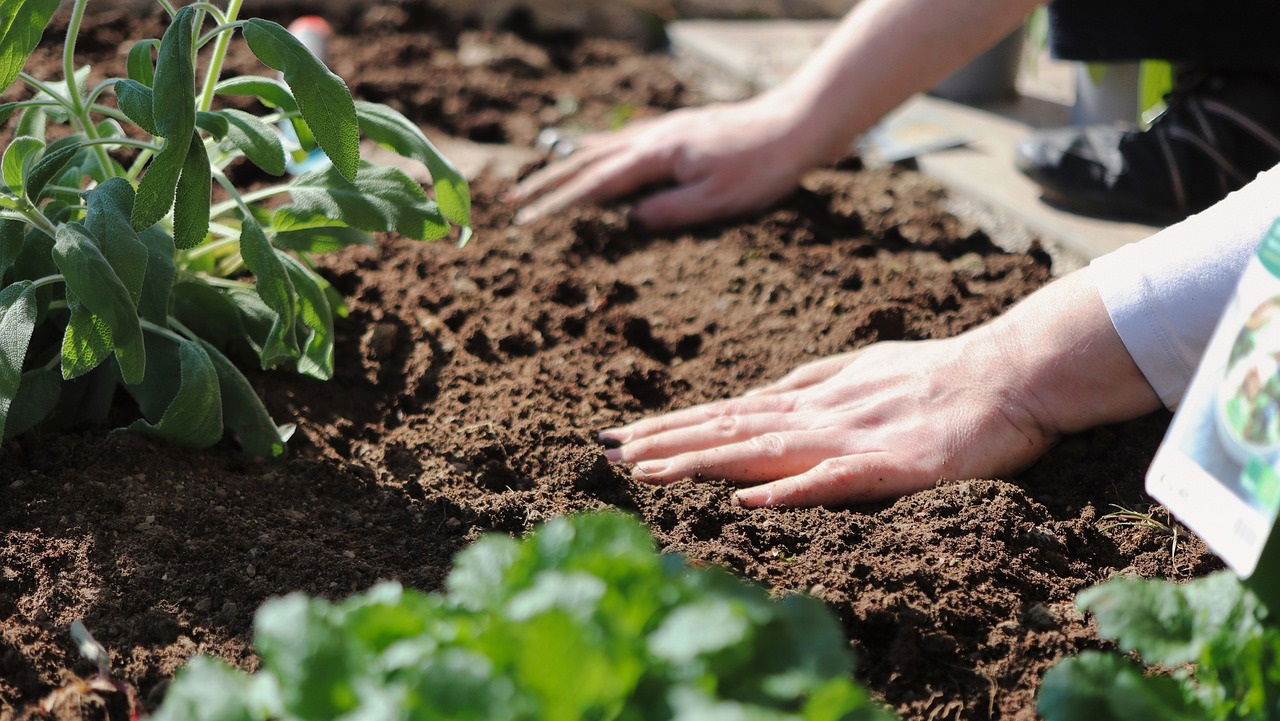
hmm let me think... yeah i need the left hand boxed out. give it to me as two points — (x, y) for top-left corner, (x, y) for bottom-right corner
(599, 332), (1058, 508)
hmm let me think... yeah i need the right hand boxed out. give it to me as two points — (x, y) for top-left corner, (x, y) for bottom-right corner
(508, 94), (827, 229)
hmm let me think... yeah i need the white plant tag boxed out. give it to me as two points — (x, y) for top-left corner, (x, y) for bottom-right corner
(1148, 219), (1280, 576)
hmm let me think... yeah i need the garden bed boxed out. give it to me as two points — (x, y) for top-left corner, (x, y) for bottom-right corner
(0, 5), (1218, 721)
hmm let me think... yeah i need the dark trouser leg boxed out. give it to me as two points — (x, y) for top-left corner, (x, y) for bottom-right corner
(1048, 0), (1280, 68)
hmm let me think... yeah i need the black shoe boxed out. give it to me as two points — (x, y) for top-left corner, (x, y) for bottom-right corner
(1016, 69), (1280, 225)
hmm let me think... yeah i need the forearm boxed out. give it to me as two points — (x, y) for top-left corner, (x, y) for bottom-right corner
(977, 268), (1162, 437)
(770, 0), (1044, 164)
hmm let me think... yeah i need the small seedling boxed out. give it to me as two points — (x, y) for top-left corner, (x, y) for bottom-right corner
(1098, 503), (1181, 565)
(0, 0), (470, 455)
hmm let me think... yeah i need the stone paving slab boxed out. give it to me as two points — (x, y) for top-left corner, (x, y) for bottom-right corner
(667, 19), (1161, 264)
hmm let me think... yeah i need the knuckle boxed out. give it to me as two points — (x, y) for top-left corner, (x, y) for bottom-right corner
(749, 432), (789, 459)
(712, 415), (739, 438)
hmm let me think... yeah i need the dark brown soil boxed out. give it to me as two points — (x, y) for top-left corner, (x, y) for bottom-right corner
(0, 5), (1218, 721)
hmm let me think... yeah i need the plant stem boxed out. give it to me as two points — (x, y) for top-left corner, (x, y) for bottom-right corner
(196, 274), (254, 290)
(156, 0), (178, 17)
(197, 0), (245, 113)
(18, 207), (58, 239)
(61, 0), (114, 180)
(180, 233), (239, 262)
(81, 138), (165, 153)
(140, 318), (189, 344)
(31, 274), (65, 290)
(209, 183), (292, 217)
(167, 317), (202, 343)
(16, 73), (74, 110)
(198, 21), (247, 49)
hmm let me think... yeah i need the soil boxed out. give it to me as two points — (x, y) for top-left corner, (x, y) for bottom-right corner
(0, 5), (1219, 721)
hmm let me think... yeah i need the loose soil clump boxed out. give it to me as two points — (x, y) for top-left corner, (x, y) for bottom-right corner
(0, 6), (1216, 721)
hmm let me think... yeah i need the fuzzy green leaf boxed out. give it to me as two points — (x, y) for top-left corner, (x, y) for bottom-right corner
(4, 365), (59, 440)
(0, 219), (23, 280)
(24, 135), (82, 202)
(131, 6), (197, 231)
(61, 298), (113, 380)
(275, 162), (449, 241)
(1038, 652), (1203, 721)
(1077, 571), (1260, 668)
(0, 0), (61, 93)
(126, 336), (222, 449)
(126, 39), (158, 87)
(53, 223), (145, 384)
(149, 656), (254, 721)
(214, 109), (286, 176)
(137, 227), (175, 324)
(14, 105), (45, 139)
(214, 75), (298, 113)
(0, 280), (37, 440)
(197, 339), (286, 458)
(239, 219), (297, 368)
(84, 178), (149, 302)
(242, 19), (358, 180)
(173, 136), (211, 250)
(280, 254), (333, 380)
(273, 225), (369, 254)
(114, 79), (158, 135)
(2, 135), (42, 195)
(356, 100), (471, 230)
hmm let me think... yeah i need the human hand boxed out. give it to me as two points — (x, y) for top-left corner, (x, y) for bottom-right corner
(508, 94), (825, 229)
(598, 331), (1058, 508)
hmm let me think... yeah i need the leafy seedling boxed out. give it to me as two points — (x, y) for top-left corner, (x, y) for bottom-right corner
(0, 0), (471, 455)
(152, 512), (897, 721)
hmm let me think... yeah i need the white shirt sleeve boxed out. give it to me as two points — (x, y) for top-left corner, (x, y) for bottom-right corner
(1091, 165), (1280, 409)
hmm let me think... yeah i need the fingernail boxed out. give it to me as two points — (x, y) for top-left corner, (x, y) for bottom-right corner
(603, 448), (623, 462)
(632, 462), (667, 480)
(734, 488), (769, 508)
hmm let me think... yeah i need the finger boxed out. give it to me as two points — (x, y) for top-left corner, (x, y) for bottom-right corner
(606, 412), (808, 464)
(734, 453), (921, 508)
(743, 353), (858, 397)
(630, 177), (724, 229)
(630, 430), (843, 485)
(515, 148), (673, 225)
(599, 393), (798, 445)
(506, 142), (621, 203)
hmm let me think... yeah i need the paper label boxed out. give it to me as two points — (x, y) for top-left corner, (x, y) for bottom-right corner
(1147, 219), (1280, 576)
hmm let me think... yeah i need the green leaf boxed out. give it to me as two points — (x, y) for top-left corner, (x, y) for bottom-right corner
(132, 6), (197, 231)
(126, 39), (158, 87)
(0, 280), (37, 440)
(1078, 571), (1259, 667)
(172, 281), (260, 357)
(173, 136), (211, 250)
(238, 219), (296, 368)
(0, 219), (23, 280)
(214, 109), (286, 176)
(125, 335), (222, 449)
(1038, 652), (1204, 721)
(276, 162), (449, 241)
(214, 75), (298, 113)
(195, 110), (229, 139)
(356, 100), (471, 229)
(61, 297), (113, 380)
(0, 0), (61, 93)
(115, 79), (158, 135)
(279, 254), (333, 380)
(137, 227), (175, 324)
(24, 135), (82, 202)
(14, 105), (45, 139)
(2, 135), (42, 195)
(84, 178), (149, 302)
(52, 223), (145, 385)
(4, 365), (60, 440)
(242, 19), (358, 180)
(196, 339), (286, 458)
(150, 656), (255, 721)
(254, 594), (361, 721)
(272, 225), (369, 254)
